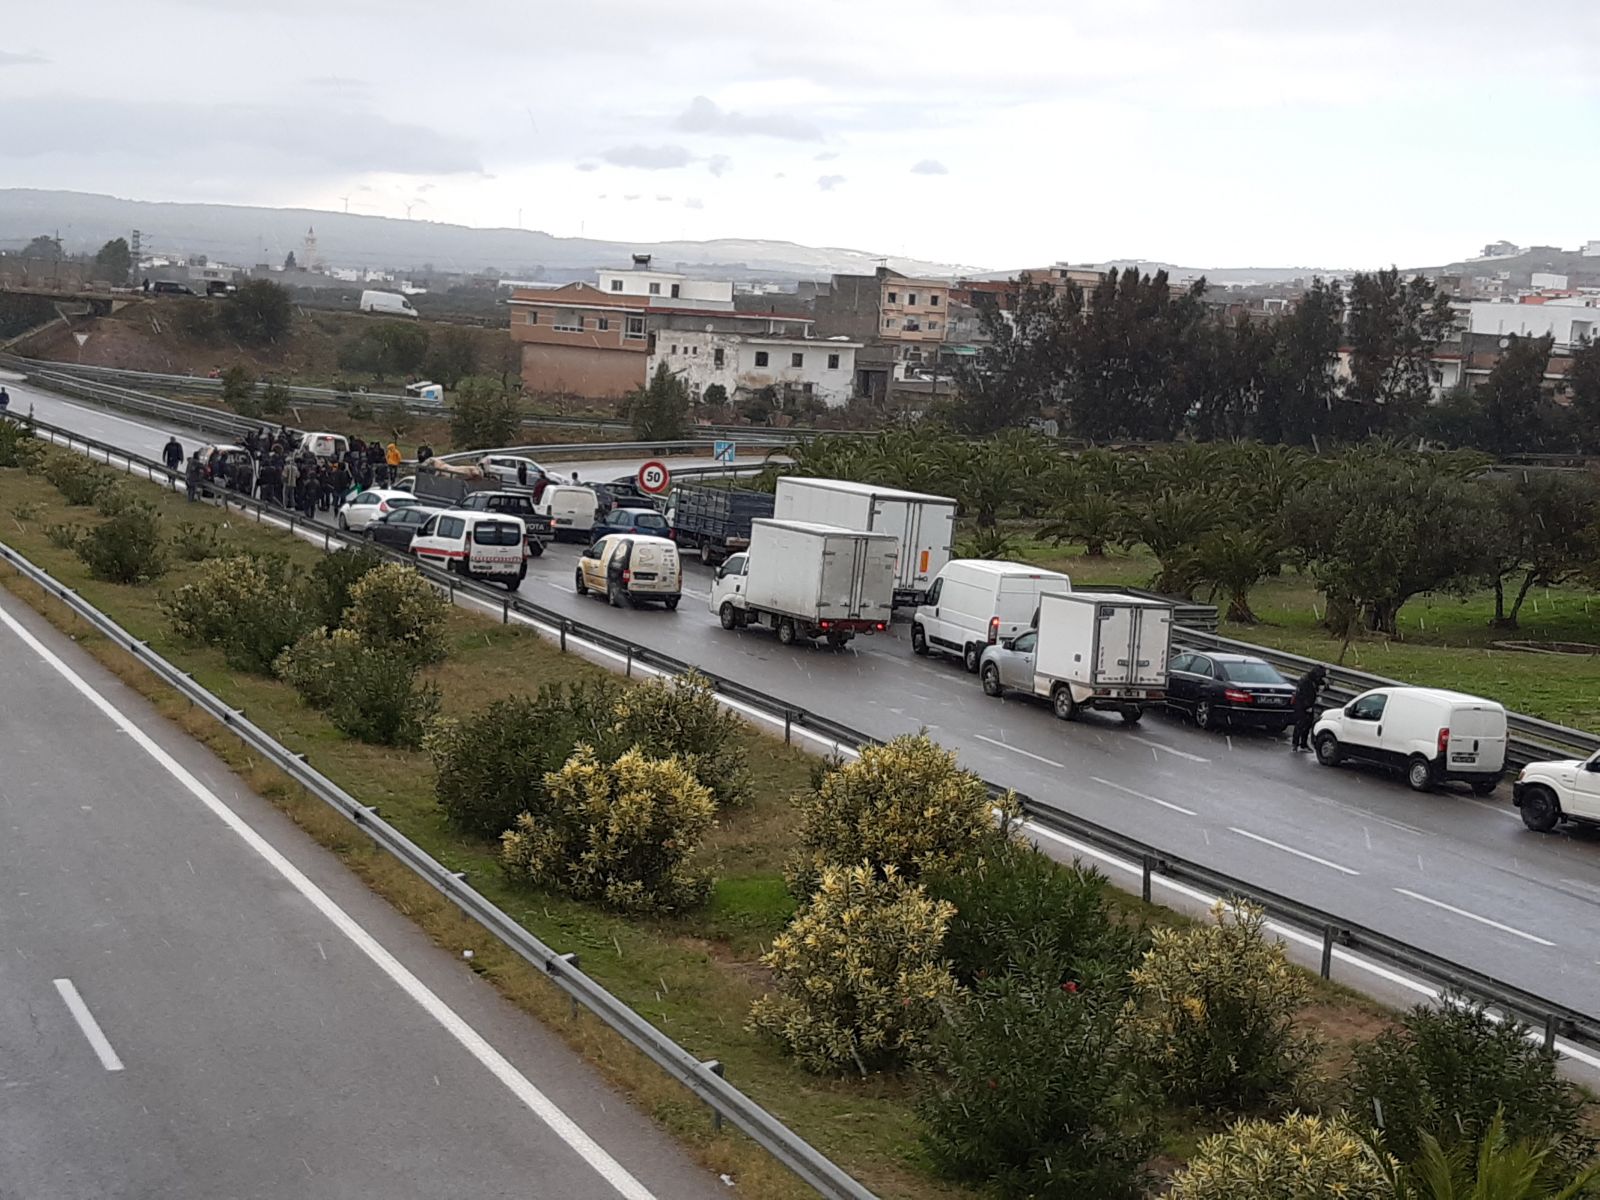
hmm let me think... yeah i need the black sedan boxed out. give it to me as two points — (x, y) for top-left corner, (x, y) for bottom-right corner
(594, 506), (673, 537)
(364, 504), (446, 551)
(1166, 651), (1297, 733)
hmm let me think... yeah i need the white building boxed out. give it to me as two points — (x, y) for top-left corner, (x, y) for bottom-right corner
(1530, 271), (1570, 291)
(1582, 240), (1600, 257)
(650, 331), (860, 408)
(1466, 298), (1598, 350)
(596, 254), (734, 311)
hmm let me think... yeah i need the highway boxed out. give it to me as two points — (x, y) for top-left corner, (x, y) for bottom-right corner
(14, 378), (1600, 1024)
(0, 585), (725, 1199)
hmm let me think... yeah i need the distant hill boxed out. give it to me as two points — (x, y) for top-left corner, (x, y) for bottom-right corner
(0, 188), (985, 282)
(1410, 247), (1600, 288)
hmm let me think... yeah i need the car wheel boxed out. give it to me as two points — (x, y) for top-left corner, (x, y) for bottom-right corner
(1519, 785), (1561, 833)
(962, 643), (981, 673)
(777, 618), (798, 646)
(1469, 780), (1497, 797)
(1314, 732), (1342, 766)
(1194, 700), (1215, 731)
(502, 576), (520, 593)
(1051, 685), (1077, 721)
(337, 512), (349, 530)
(664, 595), (680, 611)
(529, 542), (544, 557)
(719, 602), (738, 630)
(981, 663), (1003, 697)
(1120, 706), (1143, 726)
(911, 624), (929, 656)
(1406, 755), (1436, 793)
(574, 568), (587, 595)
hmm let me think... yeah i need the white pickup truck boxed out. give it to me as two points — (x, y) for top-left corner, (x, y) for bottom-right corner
(1512, 749), (1600, 832)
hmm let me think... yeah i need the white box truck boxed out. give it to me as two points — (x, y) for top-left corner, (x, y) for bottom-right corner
(1032, 591), (1172, 724)
(707, 519), (897, 647)
(773, 478), (957, 607)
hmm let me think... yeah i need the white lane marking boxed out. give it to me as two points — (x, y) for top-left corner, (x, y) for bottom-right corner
(1392, 887), (1555, 947)
(0, 607), (655, 1200)
(53, 978), (124, 1072)
(1229, 827), (1360, 876)
(1126, 734), (1209, 763)
(973, 734), (1064, 769)
(1090, 776), (1198, 816)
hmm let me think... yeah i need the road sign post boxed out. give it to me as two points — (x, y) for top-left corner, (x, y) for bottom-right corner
(713, 439), (735, 465)
(637, 459), (671, 496)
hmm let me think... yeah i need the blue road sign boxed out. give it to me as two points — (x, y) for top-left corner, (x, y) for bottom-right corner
(714, 439), (735, 464)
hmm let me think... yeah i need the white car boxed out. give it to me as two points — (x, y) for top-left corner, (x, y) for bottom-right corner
(1512, 749), (1600, 833)
(478, 455), (548, 487)
(1313, 686), (1507, 794)
(337, 488), (419, 532)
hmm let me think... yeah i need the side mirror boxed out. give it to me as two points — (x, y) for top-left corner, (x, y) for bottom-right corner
(1000, 638), (1016, 651)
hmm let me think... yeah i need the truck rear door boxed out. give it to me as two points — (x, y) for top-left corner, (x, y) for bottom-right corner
(1093, 603), (1134, 684)
(1132, 606), (1172, 687)
(1448, 705), (1506, 772)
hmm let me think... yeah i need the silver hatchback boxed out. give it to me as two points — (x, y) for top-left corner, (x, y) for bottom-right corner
(978, 629), (1037, 698)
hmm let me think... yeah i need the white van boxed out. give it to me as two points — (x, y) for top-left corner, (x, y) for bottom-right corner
(409, 511), (528, 590)
(1313, 686), (1508, 793)
(537, 484), (599, 541)
(300, 431), (350, 460)
(912, 560), (1072, 672)
(361, 290), (419, 318)
(576, 534), (682, 609)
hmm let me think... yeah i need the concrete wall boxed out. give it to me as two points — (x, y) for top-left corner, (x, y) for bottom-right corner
(520, 342), (646, 400)
(1467, 300), (1598, 349)
(597, 270), (733, 308)
(651, 330), (858, 408)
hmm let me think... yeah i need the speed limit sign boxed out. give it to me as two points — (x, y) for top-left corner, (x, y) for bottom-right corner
(637, 459), (671, 495)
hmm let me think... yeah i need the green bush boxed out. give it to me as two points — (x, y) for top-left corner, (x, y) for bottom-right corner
(342, 562), (449, 663)
(920, 976), (1152, 1199)
(302, 544), (385, 628)
(44, 454), (113, 505)
(926, 841), (1144, 991)
(44, 522), (81, 550)
(499, 745), (716, 912)
(601, 672), (751, 808)
(1385, 1111), (1600, 1200)
(274, 627), (439, 746)
(1351, 998), (1593, 1173)
(787, 733), (1014, 896)
(1168, 1113), (1392, 1200)
(449, 375), (521, 450)
(1122, 900), (1318, 1110)
(259, 381), (291, 416)
(0, 419), (44, 470)
(428, 680), (620, 838)
(749, 863), (960, 1075)
(77, 501), (166, 584)
(168, 520), (226, 562)
(220, 364), (255, 409)
(94, 480), (141, 518)
(164, 553), (308, 672)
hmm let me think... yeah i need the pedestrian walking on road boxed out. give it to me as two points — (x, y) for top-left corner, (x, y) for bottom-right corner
(163, 436), (184, 472)
(1291, 664), (1328, 751)
(0, 386), (10, 414)
(184, 452), (203, 502)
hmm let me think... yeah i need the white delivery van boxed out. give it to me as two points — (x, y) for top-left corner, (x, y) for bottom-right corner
(537, 484), (599, 540)
(913, 560), (1072, 672)
(773, 477), (957, 607)
(409, 511), (528, 590)
(575, 533), (682, 609)
(1031, 591), (1172, 724)
(709, 518), (897, 647)
(300, 431), (350, 460)
(360, 290), (419, 318)
(1313, 687), (1508, 793)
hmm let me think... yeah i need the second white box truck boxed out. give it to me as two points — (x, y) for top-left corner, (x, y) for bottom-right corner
(773, 477), (957, 607)
(707, 519), (898, 647)
(1032, 591), (1173, 724)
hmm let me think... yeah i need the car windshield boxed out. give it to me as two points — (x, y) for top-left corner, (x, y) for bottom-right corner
(1219, 661), (1284, 684)
(472, 522), (522, 546)
(630, 512), (668, 529)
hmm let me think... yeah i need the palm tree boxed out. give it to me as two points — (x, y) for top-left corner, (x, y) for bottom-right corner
(1193, 527), (1285, 624)
(1040, 489), (1123, 557)
(1379, 1112), (1600, 1200)
(1122, 487), (1224, 597)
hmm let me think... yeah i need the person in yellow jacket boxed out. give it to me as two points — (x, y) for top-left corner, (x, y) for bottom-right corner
(385, 441), (402, 486)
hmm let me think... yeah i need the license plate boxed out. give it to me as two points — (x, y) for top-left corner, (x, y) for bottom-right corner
(1451, 753), (1476, 763)
(634, 572), (657, 580)
(556, 518), (573, 525)
(1262, 697), (1287, 706)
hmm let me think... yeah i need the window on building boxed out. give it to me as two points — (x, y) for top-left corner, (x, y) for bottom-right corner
(691, 345), (699, 355)
(928, 319), (940, 330)
(908, 292), (918, 305)
(670, 344), (678, 355)
(609, 279), (622, 292)
(930, 294), (941, 306)
(884, 317), (898, 329)
(596, 317), (609, 331)
(887, 291), (898, 303)
(526, 310), (539, 324)
(670, 283), (680, 298)
(714, 348), (725, 368)
(791, 352), (804, 368)
(827, 353), (840, 369)
(754, 351), (770, 367)
(554, 311), (582, 332)
(625, 316), (645, 339)
(648, 282), (661, 295)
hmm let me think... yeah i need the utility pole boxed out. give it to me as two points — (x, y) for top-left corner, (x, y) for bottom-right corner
(130, 229), (142, 287)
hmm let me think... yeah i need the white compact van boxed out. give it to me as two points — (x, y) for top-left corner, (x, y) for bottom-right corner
(360, 290), (419, 318)
(409, 511), (528, 590)
(300, 431), (350, 460)
(1313, 686), (1507, 793)
(537, 484), (599, 540)
(912, 560), (1072, 672)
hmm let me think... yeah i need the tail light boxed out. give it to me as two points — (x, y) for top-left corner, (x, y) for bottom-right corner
(820, 620), (831, 630)
(622, 569), (632, 584)
(1223, 688), (1254, 704)
(378, 500), (389, 513)
(988, 616), (1000, 644)
(1437, 727), (1449, 756)
(875, 622), (886, 631)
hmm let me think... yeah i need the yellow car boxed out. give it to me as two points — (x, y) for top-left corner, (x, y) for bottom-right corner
(575, 534), (681, 609)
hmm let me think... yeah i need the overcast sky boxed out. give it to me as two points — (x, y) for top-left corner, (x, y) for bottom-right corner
(2, 0), (1596, 269)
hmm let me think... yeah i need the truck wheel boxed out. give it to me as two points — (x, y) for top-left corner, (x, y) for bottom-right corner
(1194, 700), (1215, 731)
(826, 632), (850, 649)
(699, 542), (714, 566)
(911, 624), (929, 656)
(1051, 686), (1078, 722)
(1314, 732), (1342, 766)
(719, 602), (738, 630)
(962, 643), (981, 673)
(1519, 785), (1561, 833)
(1406, 755), (1436, 792)
(1469, 780), (1497, 797)
(1120, 706), (1143, 726)
(529, 542), (544, 557)
(574, 568), (587, 595)
(777, 618), (798, 646)
(981, 663), (1003, 697)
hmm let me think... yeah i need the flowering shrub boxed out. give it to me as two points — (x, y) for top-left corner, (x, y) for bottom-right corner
(343, 562), (449, 663)
(164, 553), (307, 672)
(602, 672), (751, 808)
(1122, 901), (1317, 1109)
(274, 627), (439, 746)
(1167, 1113), (1391, 1200)
(750, 863), (959, 1075)
(302, 544), (384, 628)
(499, 745), (715, 913)
(77, 500), (167, 584)
(787, 733), (1014, 896)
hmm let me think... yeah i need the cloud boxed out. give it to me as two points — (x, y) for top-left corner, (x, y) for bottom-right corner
(910, 159), (948, 175)
(707, 154), (732, 177)
(0, 50), (47, 67)
(575, 161), (600, 172)
(622, 193), (641, 201)
(814, 151), (839, 162)
(674, 95), (822, 142)
(305, 74), (365, 92)
(655, 194), (673, 202)
(415, 182), (436, 192)
(684, 197), (704, 210)
(774, 172), (787, 180)
(817, 174), (847, 191)
(600, 143), (693, 170)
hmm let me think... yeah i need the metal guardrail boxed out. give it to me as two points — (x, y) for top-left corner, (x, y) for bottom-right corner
(1169, 627), (1600, 770)
(13, 410), (1600, 1064)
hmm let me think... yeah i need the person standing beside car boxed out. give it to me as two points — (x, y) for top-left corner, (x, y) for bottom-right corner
(1291, 664), (1329, 751)
(184, 451), (203, 502)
